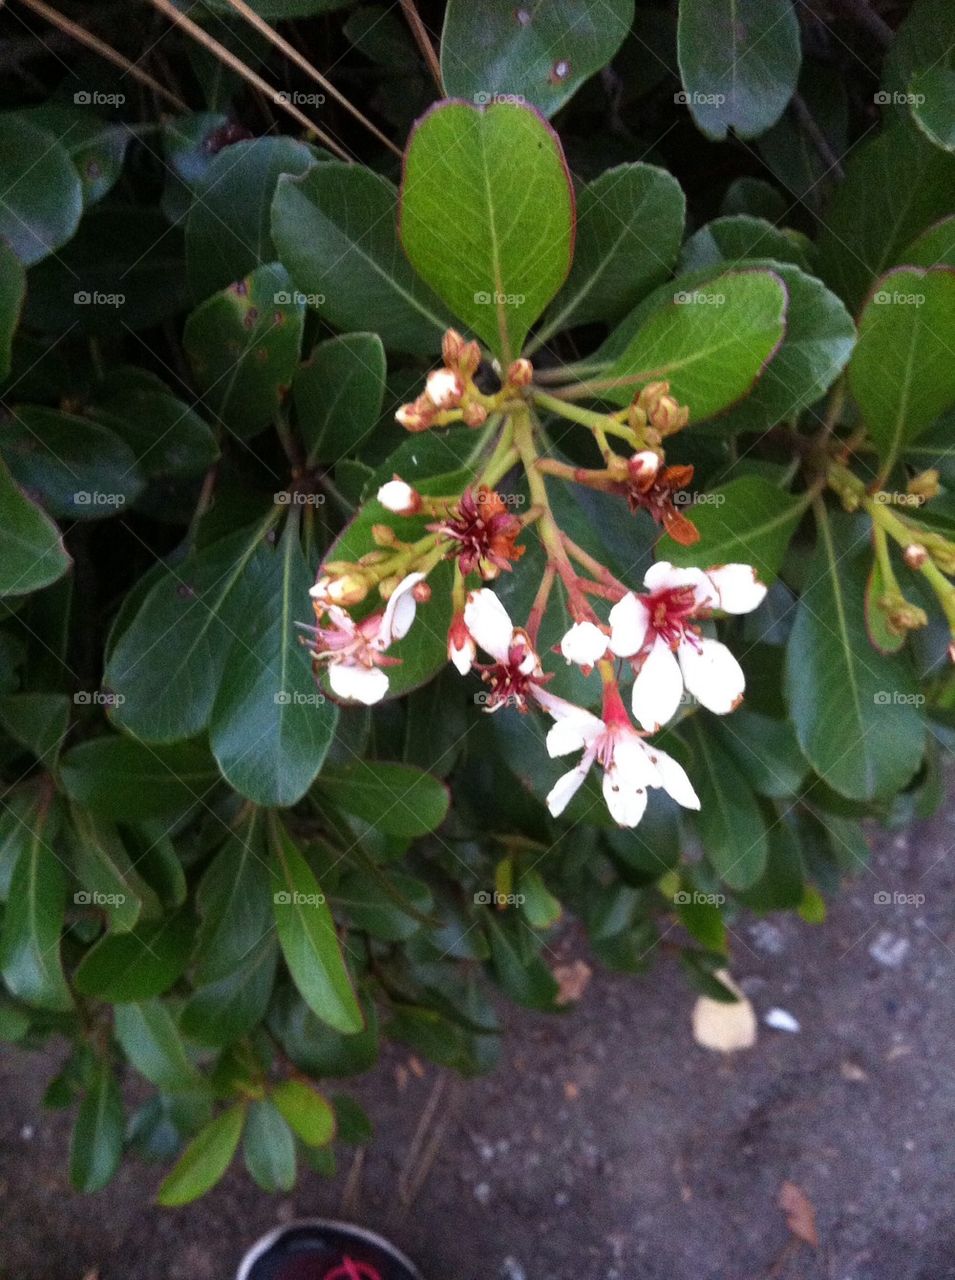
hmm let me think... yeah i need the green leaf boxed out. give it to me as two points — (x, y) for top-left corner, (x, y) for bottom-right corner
(70, 807), (157, 933)
(685, 719), (768, 890)
(865, 553), (907, 656)
(485, 915), (559, 1009)
(69, 1061), (124, 1192)
(114, 1001), (202, 1090)
(293, 333), (386, 465)
(911, 68), (955, 152)
(784, 509), (926, 800)
(0, 798), (73, 1011)
(848, 266), (955, 468)
(184, 263), (304, 440)
(901, 214), (955, 267)
(659, 476), (807, 582)
(0, 406), (143, 521)
(61, 737), (219, 820)
(0, 241), (25, 379)
(676, 0), (801, 140)
(757, 65), (848, 205)
(440, 0), (634, 117)
(244, 1099), (296, 1192)
(400, 100), (574, 360)
(270, 819), (363, 1034)
(106, 519), (275, 742)
(21, 107), (129, 209)
(536, 163), (685, 343)
(271, 1079), (335, 1147)
(0, 116), (83, 265)
(0, 692), (70, 763)
(715, 707), (808, 800)
(734, 822), (804, 911)
(91, 369), (219, 480)
(818, 124), (955, 314)
(603, 268), (788, 419)
(209, 516), (338, 807)
(883, 0), (954, 100)
(268, 988), (379, 1077)
(186, 137), (317, 300)
(272, 163), (450, 355)
(316, 762), (449, 839)
(156, 1104), (246, 1207)
(336, 869), (433, 941)
(0, 456), (71, 597)
(678, 215), (810, 273)
(180, 936), (277, 1048)
(74, 912), (193, 1002)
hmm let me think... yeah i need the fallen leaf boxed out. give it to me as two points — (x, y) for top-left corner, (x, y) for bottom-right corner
(691, 970), (757, 1052)
(553, 959), (593, 1006)
(778, 1180), (819, 1247)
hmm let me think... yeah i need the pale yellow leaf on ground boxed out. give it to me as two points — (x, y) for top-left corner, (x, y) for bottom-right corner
(778, 1179), (819, 1247)
(691, 971), (757, 1052)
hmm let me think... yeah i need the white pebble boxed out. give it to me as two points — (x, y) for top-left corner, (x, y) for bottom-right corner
(764, 1007), (801, 1033)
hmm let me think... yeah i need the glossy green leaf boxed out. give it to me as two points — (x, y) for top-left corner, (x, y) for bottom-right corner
(911, 69), (955, 152)
(715, 707), (808, 799)
(441, 0), (634, 117)
(184, 262), (304, 440)
(0, 456), (71, 597)
(0, 692), (70, 763)
(92, 369), (219, 480)
(400, 100), (574, 360)
(603, 268), (788, 419)
(536, 163), (685, 343)
(0, 799), (73, 1011)
(268, 988), (379, 1077)
(244, 1098), (296, 1192)
(677, 0), (801, 140)
(114, 1000), (201, 1090)
(0, 241), (25, 379)
(21, 107), (129, 209)
(0, 116), (83, 265)
(0, 407), (143, 521)
(209, 517), (338, 807)
(485, 915), (559, 1010)
(180, 935), (278, 1048)
(271, 1079), (335, 1147)
(734, 822), (804, 911)
(74, 912), (193, 1002)
(660, 476), (807, 582)
(316, 762), (449, 838)
(848, 266), (955, 468)
(186, 137), (317, 299)
(685, 719), (768, 890)
(69, 1061), (124, 1192)
(678, 216), (810, 273)
(156, 1104), (246, 1206)
(270, 820), (362, 1034)
(336, 869), (433, 941)
(784, 509), (926, 800)
(293, 333), (386, 465)
(192, 811), (271, 984)
(272, 163), (450, 355)
(61, 737), (219, 820)
(883, 0), (954, 100)
(902, 214), (955, 268)
(70, 807), (157, 933)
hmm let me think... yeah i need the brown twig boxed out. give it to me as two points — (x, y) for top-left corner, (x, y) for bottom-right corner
(399, 0), (443, 93)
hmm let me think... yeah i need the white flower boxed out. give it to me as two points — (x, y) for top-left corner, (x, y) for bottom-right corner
(448, 613), (476, 675)
(462, 589), (543, 710)
(559, 620), (608, 667)
(608, 561), (765, 732)
(377, 477), (419, 515)
(376, 572), (425, 647)
(426, 368), (463, 409)
(533, 687), (700, 828)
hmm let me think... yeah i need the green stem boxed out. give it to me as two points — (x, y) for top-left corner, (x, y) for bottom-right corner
(531, 388), (638, 446)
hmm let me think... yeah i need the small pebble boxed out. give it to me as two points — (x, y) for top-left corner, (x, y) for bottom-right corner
(764, 1007), (800, 1033)
(869, 931), (911, 969)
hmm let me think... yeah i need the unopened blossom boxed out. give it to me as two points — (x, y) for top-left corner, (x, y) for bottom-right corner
(426, 368), (463, 410)
(533, 685), (700, 828)
(309, 572), (368, 608)
(377, 477), (420, 516)
(463, 588), (547, 710)
(609, 561), (766, 732)
(559, 620), (608, 667)
(447, 612), (476, 674)
(304, 572), (424, 705)
(630, 381), (689, 437)
(430, 487), (524, 578)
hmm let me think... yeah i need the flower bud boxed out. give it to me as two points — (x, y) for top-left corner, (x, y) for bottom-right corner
(506, 357), (533, 388)
(371, 523), (400, 547)
(908, 469), (940, 501)
(442, 329), (481, 378)
(310, 572), (368, 607)
(885, 599), (928, 633)
(637, 381), (689, 435)
(377, 477), (421, 515)
(412, 579), (431, 603)
(903, 543), (928, 570)
(396, 396), (435, 432)
(628, 450), (661, 486)
(448, 612), (476, 675)
(462, 402), (489, 428)
(426, 368), (464, 410)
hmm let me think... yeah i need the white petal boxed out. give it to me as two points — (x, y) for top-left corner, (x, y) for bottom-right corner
(546, 765), (590, 818)
(645, 745), (700, 810)
(630, 637), (684, 732)
(607, 729), (660, 788)
(329, 662), (390, 705)
(678, 638), (745, 715)
(560, 620), (608, 666)
(377, 479), (416, 514)
(449, 635), (475, 675)
(546, 713), (602, 758)
(707, 564), (767, 614)
(463, 589), (514, 662)
(379, 571), (426, 645)
(426, 368), (462, 409)
(644, 561), (718, 609)
(608, 593), (649, 658)
(602, 765), (649, 827)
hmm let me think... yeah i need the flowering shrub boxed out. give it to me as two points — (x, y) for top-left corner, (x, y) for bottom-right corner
(0, 0), (953, 1203)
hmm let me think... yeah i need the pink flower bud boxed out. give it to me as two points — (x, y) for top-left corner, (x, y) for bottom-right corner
(426, 368), (464, 410)
(448, 612), (476, 675)
(506, 358), (533, 388)
(377, 477), (420, 515)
